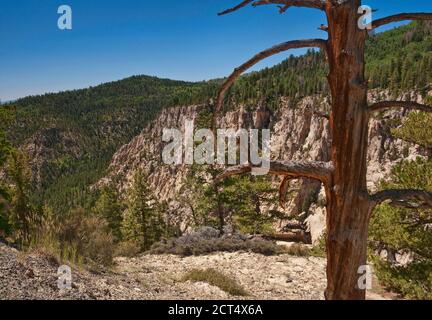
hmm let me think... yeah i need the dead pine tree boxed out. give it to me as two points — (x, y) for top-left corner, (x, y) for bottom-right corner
(213, 0), (432, 300)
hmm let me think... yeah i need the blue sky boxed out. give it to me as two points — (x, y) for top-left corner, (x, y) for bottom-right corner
(0, 0), (431, 101)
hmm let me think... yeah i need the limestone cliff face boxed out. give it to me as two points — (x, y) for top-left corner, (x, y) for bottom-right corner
(98, 105), (202, 201)
(99, 90), (429, 238)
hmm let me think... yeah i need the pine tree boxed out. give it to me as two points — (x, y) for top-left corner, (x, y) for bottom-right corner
(0, 125), (11, 237)
(370, 158), (432, 299)
(190, 164), (278, 235)
(121, 170), (164, 251)
(224, 175), (278, 235)
(92, 185), (123, 242)
(369, 94), (432, 299)
(0, 106), (13, 236)
(6, 150), (38, 244)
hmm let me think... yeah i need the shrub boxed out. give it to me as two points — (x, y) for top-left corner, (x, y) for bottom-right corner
(58, 209), (115, 267)
(31, 207), (115, 267)
(182, 268), (248, 296)
(115, 240), (141, 257)
(310, 233), (326, 258)
(149, 227), (283, 256)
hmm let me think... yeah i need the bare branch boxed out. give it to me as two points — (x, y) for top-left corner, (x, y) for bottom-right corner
(370, 189), (432, 210)
(277, 4), (290, 14)
(252, 0), (325, 12)
(218, 0), (254, 16)
(318, 24), (328, 32)
(372, 13), (432, 30)
(216, 160), (333, 183)
(218, 0), (325, 16)
(216, 164), (252, 180)
(212, 39), (327, 130)
(268, 161), (334, 183)
(369, 101), (432, 114)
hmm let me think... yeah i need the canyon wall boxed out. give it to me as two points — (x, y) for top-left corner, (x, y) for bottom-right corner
(98, 90), (429, 241)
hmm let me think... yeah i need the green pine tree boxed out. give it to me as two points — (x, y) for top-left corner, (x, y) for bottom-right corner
(224, 175), (279, 235)
(0, 126), (12, 237)
(121, 170), (165, 251)
(370, 95), (432, 299)
(190, 165), (278, 235)
(0, 106), (13, 237)
(92, 185), (123, 242)
(6, 150), (38, 244)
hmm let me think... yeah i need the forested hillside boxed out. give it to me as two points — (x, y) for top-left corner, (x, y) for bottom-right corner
(1, 77), (220, 213)
(1, 21), (431, 216)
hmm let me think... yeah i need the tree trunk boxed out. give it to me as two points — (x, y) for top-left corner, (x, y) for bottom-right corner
(215, 0), (432, 301)
(324, 0), (372, 300)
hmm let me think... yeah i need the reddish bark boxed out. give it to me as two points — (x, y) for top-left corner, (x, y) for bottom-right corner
(215, 0), (432, 300)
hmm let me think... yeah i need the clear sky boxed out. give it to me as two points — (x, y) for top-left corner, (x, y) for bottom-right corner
(0, 0), (431, 101)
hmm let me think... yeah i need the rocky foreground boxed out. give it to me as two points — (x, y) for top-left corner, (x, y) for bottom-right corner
(0, 242), (391, 300)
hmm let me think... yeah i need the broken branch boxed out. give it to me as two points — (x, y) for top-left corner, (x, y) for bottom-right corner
(368, 101), (432, 114)
(213, 39), (327, 130)
(218, 0), (325, 16)
(216, 160), (333, 184)
(370, 189), (432, 210)
(372, 13), (432, 30)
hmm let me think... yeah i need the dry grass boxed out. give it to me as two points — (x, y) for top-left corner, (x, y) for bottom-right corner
(29, 209), (115, 268)
(182, 268), (248, 297)
(280, 243), (311, 256)
(115, 240), (141, 258)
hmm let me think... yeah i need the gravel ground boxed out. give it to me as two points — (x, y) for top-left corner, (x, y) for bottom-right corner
(0, 242), (390, 300)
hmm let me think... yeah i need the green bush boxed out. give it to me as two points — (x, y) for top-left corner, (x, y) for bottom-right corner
(310, 233), (326, 258)
(369, 158), (432, 299)
(392, 112), (432, 148)
(372, 258), (432, 300)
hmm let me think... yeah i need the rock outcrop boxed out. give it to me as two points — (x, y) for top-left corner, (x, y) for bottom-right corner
(99, 89), (429, 242)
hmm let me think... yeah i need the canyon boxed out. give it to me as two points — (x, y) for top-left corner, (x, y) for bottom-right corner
(96, 89), (430, 243)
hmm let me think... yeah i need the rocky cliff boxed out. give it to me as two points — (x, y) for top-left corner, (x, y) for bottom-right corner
(99, 89), (430, 242)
